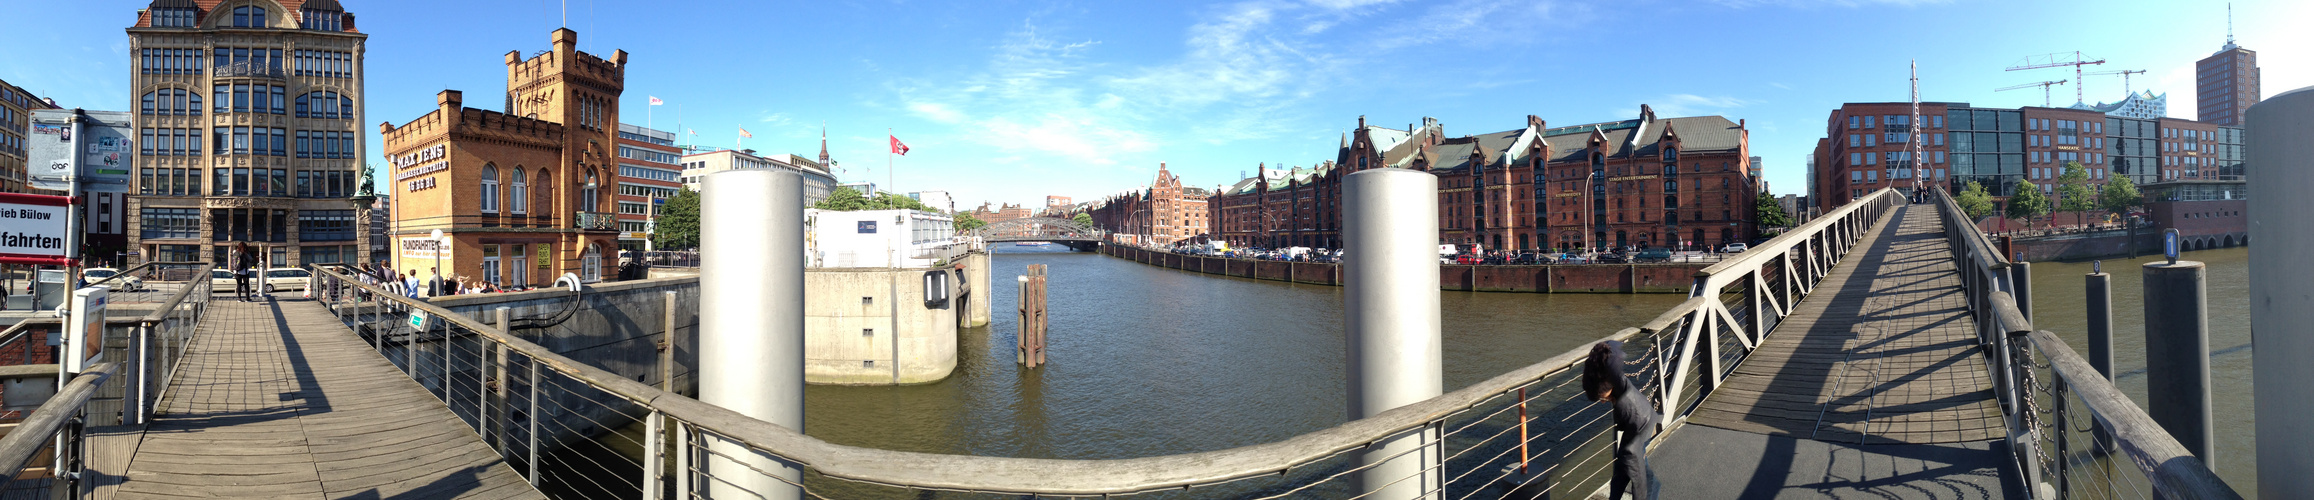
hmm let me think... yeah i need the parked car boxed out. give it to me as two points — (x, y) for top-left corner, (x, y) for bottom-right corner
(1720, 243), (1749, 254)
(1595, 252), (1630, 264)
(81, 268), (143, 292)
(264, 268), (312, 292)
(1453, 254), (1485, 265)
(210, 269), (238, 292)
(1555, 253), (1590, 264)
(1635, 248), (1674, 263)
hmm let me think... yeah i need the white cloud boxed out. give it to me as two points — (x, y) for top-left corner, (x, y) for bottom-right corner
(1707, 0), (1949, 7)
(1649, 94), (1759, 117)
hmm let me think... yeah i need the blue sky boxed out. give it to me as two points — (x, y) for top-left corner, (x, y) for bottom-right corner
(5, 0), (2307, 208)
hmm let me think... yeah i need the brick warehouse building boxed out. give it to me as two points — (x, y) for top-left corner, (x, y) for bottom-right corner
(125, 0), (372, 267)
(1810, 102), (2243, 229)
(1207, 108), (1758, 253)
(1087, 163), (1209, 246)
(380, 28), (623, 286)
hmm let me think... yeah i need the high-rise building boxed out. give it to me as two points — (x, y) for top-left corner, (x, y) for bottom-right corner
(380, 29), (627, 285)
(0, 79), (58, 194)
(125, 0), (370, 267)
(614, 123), (680, 252)
(2196, 40), (2259, 126)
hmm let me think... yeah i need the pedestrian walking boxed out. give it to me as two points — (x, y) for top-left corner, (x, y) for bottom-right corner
(1584, 340), (1659, 500)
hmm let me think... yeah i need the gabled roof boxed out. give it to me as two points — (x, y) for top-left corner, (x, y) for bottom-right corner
(1536, 115), (1742, 162)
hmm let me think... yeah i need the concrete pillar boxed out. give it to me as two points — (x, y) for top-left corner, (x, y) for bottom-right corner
(1341, 169), (1441, 499)
(966, 251), (992, 328)
(700, 169), (804, 499)
(2143, 260), (2212, 467)
(2249, 86), (2314, 499)
(2084, 270), (2113, 380)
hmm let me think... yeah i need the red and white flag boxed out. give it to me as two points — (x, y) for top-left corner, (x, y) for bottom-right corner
(890, 135), (910, 155)
(738, 127), (753, 139)
(648, 96), (663, 106)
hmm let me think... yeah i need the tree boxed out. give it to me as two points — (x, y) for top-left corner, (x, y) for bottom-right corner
(813, 187), (935, 212)
(1072, 213), (1095, 228)
(2007, 180), (2050, 229)
(952, 212), (987, 233)
(1956, 181), (1996, 221)
(2099, 175), (2143, 217)
(2054, 161), (2098, 226)
(651, 189), (702, 250)
(1754, 190), (1794, 228)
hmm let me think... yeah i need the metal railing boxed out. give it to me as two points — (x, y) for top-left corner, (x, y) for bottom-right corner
(305, 189), (1904, 499)
(0, 264), (212, 498)
(577, 211), (618, 231)
(1927, 187), (2241, 499)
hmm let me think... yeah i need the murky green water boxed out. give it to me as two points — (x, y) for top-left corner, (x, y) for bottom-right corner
(2024, 247), (2256, 496)
(802, 246), (1682, 463)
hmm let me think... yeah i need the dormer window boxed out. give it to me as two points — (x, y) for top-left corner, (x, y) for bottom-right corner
(231, 6), (267, 28)
(152, 7), (198, 27)
(1662, 147), (1678, 163)
(301, 8), (344, 31)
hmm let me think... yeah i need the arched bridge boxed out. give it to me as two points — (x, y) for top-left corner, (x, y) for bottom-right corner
(975, 217), (1105, 251)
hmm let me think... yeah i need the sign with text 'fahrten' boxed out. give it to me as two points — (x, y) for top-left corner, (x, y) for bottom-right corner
(0, 193), (72, 265)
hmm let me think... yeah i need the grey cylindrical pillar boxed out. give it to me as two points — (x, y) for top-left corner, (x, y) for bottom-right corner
(2144, 260), (2212, 468)
(2250, 85), (2314, 499)
(701, 169), (805, 499)
(2009, 261), (2032, 322)
(2084, 271), (2113, 380)
(1342, 169), (1441, 499)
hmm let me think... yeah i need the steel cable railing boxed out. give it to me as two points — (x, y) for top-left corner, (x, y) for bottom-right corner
(1925, 187), (2241, 499)
(302, 188), (1901, 500)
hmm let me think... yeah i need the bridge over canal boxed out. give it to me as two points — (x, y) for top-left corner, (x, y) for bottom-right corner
(0, 184), (2238, 499)
(973, 216), (1104, 251)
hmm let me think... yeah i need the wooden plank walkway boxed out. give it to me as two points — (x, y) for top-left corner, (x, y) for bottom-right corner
(1655, 204), (2019, 499)
(92, 296), (543, 500)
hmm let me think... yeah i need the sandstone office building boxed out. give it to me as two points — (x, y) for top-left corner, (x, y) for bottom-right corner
(379, 29), (623, 285)
(125, 0), (371, 266)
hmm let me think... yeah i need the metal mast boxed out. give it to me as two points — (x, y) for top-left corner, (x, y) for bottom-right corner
(1911, 60), (1925, 195)
(2006, 52), (2105, 106)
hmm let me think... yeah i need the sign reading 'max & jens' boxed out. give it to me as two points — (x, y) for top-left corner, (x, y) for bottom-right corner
(0, 193), (72, 264)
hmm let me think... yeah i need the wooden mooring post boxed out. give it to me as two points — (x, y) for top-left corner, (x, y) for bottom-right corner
(1018, 264), (1048, 368)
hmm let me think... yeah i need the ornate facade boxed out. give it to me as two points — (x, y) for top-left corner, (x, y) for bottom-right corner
(1087, 163), (1209, 246)
(124, 0), (372, 267)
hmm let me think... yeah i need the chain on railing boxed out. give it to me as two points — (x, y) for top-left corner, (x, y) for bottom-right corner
(1926, 187), (2241, 499)
(301, 187), (1903, 499)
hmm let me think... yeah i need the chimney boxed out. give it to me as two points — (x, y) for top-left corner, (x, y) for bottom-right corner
(1358, 115), (1366, 128)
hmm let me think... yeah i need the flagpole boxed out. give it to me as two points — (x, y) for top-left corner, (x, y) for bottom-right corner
(887, 128), (894, 196)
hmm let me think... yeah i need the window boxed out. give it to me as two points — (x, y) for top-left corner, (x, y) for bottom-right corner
(581, 169), (600, 212)
(483, 245), (501, 285)
(232, 6), (268, 28)
(301, 8), (344, 31)
(140, 208), (200, 239)
(480, 164), (500, 213)
(581, 244), (603, 282)
(511, 169), (528, 214)
(298, 210), (355, 241)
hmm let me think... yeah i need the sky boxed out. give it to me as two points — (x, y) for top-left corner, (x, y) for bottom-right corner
(4, 0), (2308, 209)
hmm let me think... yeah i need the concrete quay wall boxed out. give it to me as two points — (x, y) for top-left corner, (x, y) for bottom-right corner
(1100, 245), (1699, 293)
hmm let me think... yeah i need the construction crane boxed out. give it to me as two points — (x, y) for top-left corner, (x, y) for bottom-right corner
(1996, 80), (2068, 107)
(2088, 69), (2148, 96)
(2006, 52), (2105, 105)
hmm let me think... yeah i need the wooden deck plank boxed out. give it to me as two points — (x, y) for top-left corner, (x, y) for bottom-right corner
(104, 297), (544, 500)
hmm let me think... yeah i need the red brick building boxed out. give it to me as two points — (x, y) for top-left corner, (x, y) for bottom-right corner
(1087, 163), (1209, 246)
(1207, 108), (1758, 253)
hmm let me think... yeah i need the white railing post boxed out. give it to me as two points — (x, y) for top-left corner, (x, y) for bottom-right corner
(1341, 169), (1441, 499)
(644, 410), (664, 500)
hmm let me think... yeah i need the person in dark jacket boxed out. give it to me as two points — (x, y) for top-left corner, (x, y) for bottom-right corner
(232, 243), (254, 301)
(1584, 340), (1659, 500)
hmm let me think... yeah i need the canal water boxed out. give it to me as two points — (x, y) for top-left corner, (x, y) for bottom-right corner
(2024, 246), (2257, 496)
(801, 246), (1683, 490)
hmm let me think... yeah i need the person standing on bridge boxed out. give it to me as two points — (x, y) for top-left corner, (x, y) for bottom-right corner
(1585, 340), (1659, 500)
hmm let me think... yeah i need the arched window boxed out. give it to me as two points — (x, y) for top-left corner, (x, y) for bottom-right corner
(510, 168), (528, 214)
(536, 169), (554, 213)
(1663, 165), (1676, 176)
(480, 164), (500, 213)
(1664, 180), (1678, 192)
(1665, 195), (1679, 209)
(581, 168), (599, 212)
(232, 6), (267, 28)
(1663, 147), (1678, 162)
